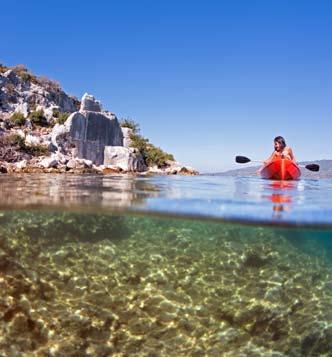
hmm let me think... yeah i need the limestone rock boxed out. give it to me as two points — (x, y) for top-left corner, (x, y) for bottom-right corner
(0, 68), (77, 116)
(66, 158), (93, 170)
(51, 152), (70, 165)
(80, 93), (102, 112)
(51, 122), (70, 151)
(39, 157), (58, 169)
(66, 158), (84, 170)
(148, 165), (164, 174)
(42, 106), (59, 122)
(3, 70), (20, 86)
(25, 134), (43, 147)
(51, 104), (124, 165)
(163, 161), (199, 175)
(14, 103), (29, 118)
(121, 127), (133, 148)
(15, 160), (27, 170)
(104, 146), (147, 172)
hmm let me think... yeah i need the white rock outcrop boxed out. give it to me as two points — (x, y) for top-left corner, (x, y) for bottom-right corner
(51, 94), (124, 165)
(39, 157), (58, 169)
(121, 127), (133, 148)
(0, 68), (78, 119)
(104, 146), (147, 172)
(80, 93), (102, 112)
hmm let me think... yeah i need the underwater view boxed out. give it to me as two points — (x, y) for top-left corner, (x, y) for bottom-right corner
(0, 174), (332, 355)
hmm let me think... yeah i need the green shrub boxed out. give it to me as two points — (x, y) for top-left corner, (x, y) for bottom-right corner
(130, 133), (174, 168)
(25, 144), (48, 156)
(29, 109), (48, 127)
(52, 109), (60, 118)
(10, 112), (26, 126)
(57, 112), (70, 124)
(2, 133), (26, 152)
(145, 146), (174, 167)
(19, 71), (33, 82)
(3, 133), (48, 156)
(120, 118), (140, 133)
(1, 133), (24, 147)
(52, 109), (70, 124)
(130, 133), (149, 153)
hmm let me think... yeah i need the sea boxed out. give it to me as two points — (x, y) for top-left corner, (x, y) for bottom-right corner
(0, 173), (331, 356)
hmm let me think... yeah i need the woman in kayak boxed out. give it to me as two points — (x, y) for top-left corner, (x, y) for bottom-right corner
(264, 136), (296, 164)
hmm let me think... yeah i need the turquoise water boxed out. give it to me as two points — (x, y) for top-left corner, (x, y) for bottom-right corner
(0, 174), (331, 355)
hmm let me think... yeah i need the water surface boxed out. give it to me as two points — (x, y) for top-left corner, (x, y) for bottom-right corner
(1, 174), (332, 226)
(0, 174), (331, 355)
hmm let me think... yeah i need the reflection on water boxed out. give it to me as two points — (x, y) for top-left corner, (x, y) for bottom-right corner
(264, 181), (293, 218)
(0, 174), (332, 226)
(0, 174), (159, 208)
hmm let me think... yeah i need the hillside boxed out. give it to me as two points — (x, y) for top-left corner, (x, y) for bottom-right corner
(0, 63), (197, 175)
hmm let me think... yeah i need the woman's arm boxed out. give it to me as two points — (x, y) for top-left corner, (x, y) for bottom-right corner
(257, 152), (275, 174)
(264, 151), (276, 164)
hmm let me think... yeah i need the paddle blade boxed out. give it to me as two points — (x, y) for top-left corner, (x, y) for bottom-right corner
(235, 156), (251, 164)
(305, 164), (320, 172)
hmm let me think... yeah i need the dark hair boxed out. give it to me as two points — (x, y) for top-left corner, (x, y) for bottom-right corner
(274, 136), (286, 148)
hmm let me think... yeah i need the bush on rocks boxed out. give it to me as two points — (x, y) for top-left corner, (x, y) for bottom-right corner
(25, 144), (48, 156)
(10, 112), (26, 126)
(0, 134), (29, 162)
(29, 109), (48, 127)
(120, 118), (140, 133)
(130, 133), (174, 168)
(11, 64), (38, 84)
(0, 133), (48, 161)
(52, 109), (70, 124)
(57, 112), (70, 124)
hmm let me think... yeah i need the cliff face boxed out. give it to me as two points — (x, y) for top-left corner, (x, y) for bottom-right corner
(0, 64), (78, 121)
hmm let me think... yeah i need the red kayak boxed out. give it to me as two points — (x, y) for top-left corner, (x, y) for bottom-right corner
(260, 158), (301, 180)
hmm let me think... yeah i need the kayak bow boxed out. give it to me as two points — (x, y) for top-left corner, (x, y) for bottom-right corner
(260, 158), (301, 180)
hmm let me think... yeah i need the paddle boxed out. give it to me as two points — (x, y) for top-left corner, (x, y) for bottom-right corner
(235, 156), (320, 172)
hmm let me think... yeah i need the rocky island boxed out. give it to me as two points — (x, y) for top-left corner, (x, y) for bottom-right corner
(0, 63), (197, 175)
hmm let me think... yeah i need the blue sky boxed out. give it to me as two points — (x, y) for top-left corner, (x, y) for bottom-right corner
(1, 0), (332, 172)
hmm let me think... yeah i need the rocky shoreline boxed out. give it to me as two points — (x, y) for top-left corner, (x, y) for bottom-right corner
(0, 64), (198, 176)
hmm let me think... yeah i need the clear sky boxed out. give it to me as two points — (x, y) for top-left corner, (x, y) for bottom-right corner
(1, 0), (332, 172)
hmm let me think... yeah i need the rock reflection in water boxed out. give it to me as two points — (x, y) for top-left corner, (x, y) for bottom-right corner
(0, 174), (331, 226)
(0, 174), (160, 209)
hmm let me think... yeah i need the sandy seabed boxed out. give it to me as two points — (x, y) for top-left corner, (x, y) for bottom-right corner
(0, 211), (331, 356)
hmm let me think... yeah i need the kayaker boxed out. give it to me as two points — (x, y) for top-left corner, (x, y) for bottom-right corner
(264, 136), (296, 164)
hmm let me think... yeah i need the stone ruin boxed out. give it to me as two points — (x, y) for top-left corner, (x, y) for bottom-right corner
(51, 93), (147, 171)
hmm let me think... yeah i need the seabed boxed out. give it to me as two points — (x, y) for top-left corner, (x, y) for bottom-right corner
(0, 211), (331, 356)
